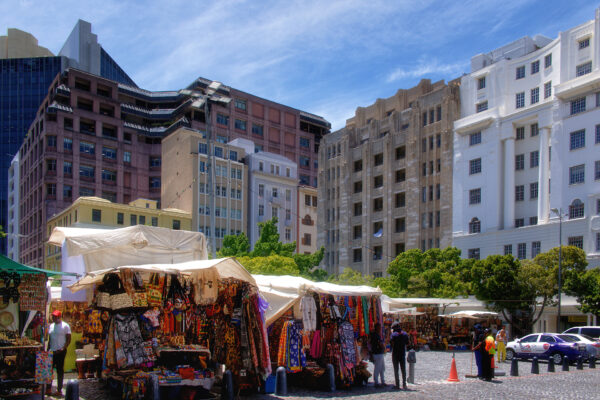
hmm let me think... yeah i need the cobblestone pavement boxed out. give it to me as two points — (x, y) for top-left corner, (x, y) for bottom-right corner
(44, 351), (600, 400)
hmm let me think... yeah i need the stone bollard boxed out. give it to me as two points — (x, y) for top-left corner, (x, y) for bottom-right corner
(325, 364), (336, 392)
(562, 356), (569, 371)
(531, 357), (539, 374)
(548, 357), (555, 372)
(407, 349), (417, 384)
(510, 357), (519, 376)
(65, 379), (79, 400)
(275, 366), (288, 396)
(589, 357), (596, 369)
(577, 356), (584, 370)
(222, 370), (234, 400)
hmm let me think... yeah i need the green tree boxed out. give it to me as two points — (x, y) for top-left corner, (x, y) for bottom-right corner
(293, 246), (327, 281)
(217, 233), (250, 257)
(566, 268), (600, 317)
(237, 255), (300, 276)
(329, 267), (373, 286)
(0, 226), (5, 238)
(533, 246), (588, 297)
(250, 218), (296, 257)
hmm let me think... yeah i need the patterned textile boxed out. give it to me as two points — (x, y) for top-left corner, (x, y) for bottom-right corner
(35, 351), (53, 384)
(338, 321), (357, 367)
(310, 329), (322, 359)
(114, 313), (147, 367)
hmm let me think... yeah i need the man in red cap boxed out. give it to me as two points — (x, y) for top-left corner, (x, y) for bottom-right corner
(48, 310), (71, 396)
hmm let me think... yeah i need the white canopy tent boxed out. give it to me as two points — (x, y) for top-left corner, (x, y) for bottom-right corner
(68, 258), (255, 293)
(47, 225), (207, 301)
(254, 275), (382, 326)
(439, 310), (499, 319)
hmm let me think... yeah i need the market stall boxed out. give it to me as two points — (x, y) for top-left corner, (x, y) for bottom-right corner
(0, 255), (77, 398)
(68, 258), (271, 399)
(255, 275), (382, 389)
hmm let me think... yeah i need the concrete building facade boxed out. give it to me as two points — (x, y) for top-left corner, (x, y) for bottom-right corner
(45, 196), (190, 270)
(297, 185), (318, 254)
(452, 9), (600, 267)
(162, 128), (248, 255)
(318, 79), (460, 276)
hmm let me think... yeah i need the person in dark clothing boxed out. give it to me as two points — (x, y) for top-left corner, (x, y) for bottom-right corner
(472, 324), (483, 378)
(390, 322), (410, 390)
(370, 323), (386, 386)
(478, 328), (492, 381)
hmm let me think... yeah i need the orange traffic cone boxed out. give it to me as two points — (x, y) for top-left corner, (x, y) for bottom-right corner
(448, 355), (460, 382)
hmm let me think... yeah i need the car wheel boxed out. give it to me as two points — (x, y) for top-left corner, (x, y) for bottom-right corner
(506, 349), (514, 360)
(551, 352), (563, 365)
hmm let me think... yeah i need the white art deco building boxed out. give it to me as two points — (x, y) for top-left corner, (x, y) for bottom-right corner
(452, 8), (600, 267)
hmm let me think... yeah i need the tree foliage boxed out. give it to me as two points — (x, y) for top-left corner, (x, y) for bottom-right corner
(250, 218), (296, 258)
(237, 255), (300, 276)
(329, 268), (373, 286)
(294, 246), (327, 281)
(217, 233), (250, 257)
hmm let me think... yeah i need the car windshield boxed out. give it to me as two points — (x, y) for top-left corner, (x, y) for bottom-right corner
(557, 335), (579, 343)
(581, 334), (595, 341)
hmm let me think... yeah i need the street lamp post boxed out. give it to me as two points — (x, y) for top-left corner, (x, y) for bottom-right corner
(551, 207), (563, 332)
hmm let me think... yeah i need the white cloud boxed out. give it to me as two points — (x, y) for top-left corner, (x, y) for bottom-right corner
(386, 58), (468, 83)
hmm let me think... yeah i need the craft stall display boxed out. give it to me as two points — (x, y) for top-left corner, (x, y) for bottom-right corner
(0, 262), (57, 398)
(258, 276), (382, 390)
(69, 259), (271, 399)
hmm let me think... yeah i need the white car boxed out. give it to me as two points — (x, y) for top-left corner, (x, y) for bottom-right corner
(560, 333), (600, 360)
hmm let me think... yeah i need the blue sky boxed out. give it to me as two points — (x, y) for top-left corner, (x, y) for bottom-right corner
(1, 0), (597, 130)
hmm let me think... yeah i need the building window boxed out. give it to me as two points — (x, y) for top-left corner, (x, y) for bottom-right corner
(436, 183), (441, 199)
(596, 125), (600, 144)
(353, 225), (362, 240)
(117, 212), (124, 225)
(570, 130), (585, 150)
(531, 60), (540, 74)
(354, 202), (362, 216)
(478, 76), (486, 89)
(595, 160), (600, 180)
(216, 113), (229, 126)
(299, 156), (310, 168)
(63, 185), (72, 198)
(422, 163), (427, 177)
(469, 131), (481, 146)
(469, 188), (481, 205)
(172, 220), (181, 230)
(516, 126), (525, 140)
(353, 249), (362, 263)
(436, 106), (442, 121)
(102, 169), (117, 182)
(92, 209), (101, 222)
(570, 97), (586, 115)
(299, 137), (310, 148)
(373, 197), (383, 212)
(373, 175), (383, 188)
(395, 169), (405, 183)
(79, 165), (95, 179)
(395, 217), (405, 233)
(569, 164), (585, 184)
(395, 146), (405, 160)
(516, 92), (525, 108)
(530, 182), (538, 199)
(576, 62), (592, 77)
(469, 158), (482, 175)
(476, 101), (488, 113)
(568, 236), (583, 249)
(149, 156), (161, 168)
(531, 123), (539, 137)
(544, 81), (552, 99)
(531, 87), (539, 104)
(63, 137), (73, 152)
(124, 151), (131, 163)
(529, 216), (538, 225)
(234, 98), (247, 111)
(252, 124), (264, 136)
(373, 246), (383, 261)
(395, 192), (405, 208)
(272, 187), (278, 198)
(469, 217), (481, 234)
(258, 205), (264, 216)
(579, 37), (590, 49)
(515, 185), (525, 201)
(354, 160), (363, 172)
(422, 112), (427, 126)
(569, 199), (584, 219)
(234, 119), (246, 131)
(468, 248), (480, 260)
(504, 244), (512, 256)
(530, 151), (539, 168)
(544, 54), (552, 68)
(151, 217), (158, 227)
(516, 243), (526, 259)
(80, 141), (95, 155)
(515, 218), (525, 228)
(515, 154), (524, 170)
(374, 153), (383, 166)
(597, 233), (600, 251)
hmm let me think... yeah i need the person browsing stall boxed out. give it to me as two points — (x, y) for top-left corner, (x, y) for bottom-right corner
(48, 310), (71, 397)
(370, 322), (386, 387)
(390, 322), (410, 390)
(495, 325), (507, 363)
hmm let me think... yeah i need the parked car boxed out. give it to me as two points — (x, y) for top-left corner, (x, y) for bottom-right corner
(562, 326), (600, 340)
(560, 333), (600, 360)
(505, 333), (589, 364)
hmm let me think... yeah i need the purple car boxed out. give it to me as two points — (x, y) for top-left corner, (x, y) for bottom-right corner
(505, 333), (588, 364)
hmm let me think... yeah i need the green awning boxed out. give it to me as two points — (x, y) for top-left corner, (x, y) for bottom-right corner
(0, 255), (78, 277)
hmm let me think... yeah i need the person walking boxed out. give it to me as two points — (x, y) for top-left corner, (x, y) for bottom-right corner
(496, 325), (507, 363)
(472, 324), (483, 378)
(390, 322), (410, 390)
(370, 322), (386, 387)
(483, 329), (496, 381)
(48, 310), (71, 397)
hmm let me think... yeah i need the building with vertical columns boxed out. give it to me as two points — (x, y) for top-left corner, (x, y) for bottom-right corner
(318, 79), (460, 276)
(452, 8), (600, 267)
(297, 185), (318, 254)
